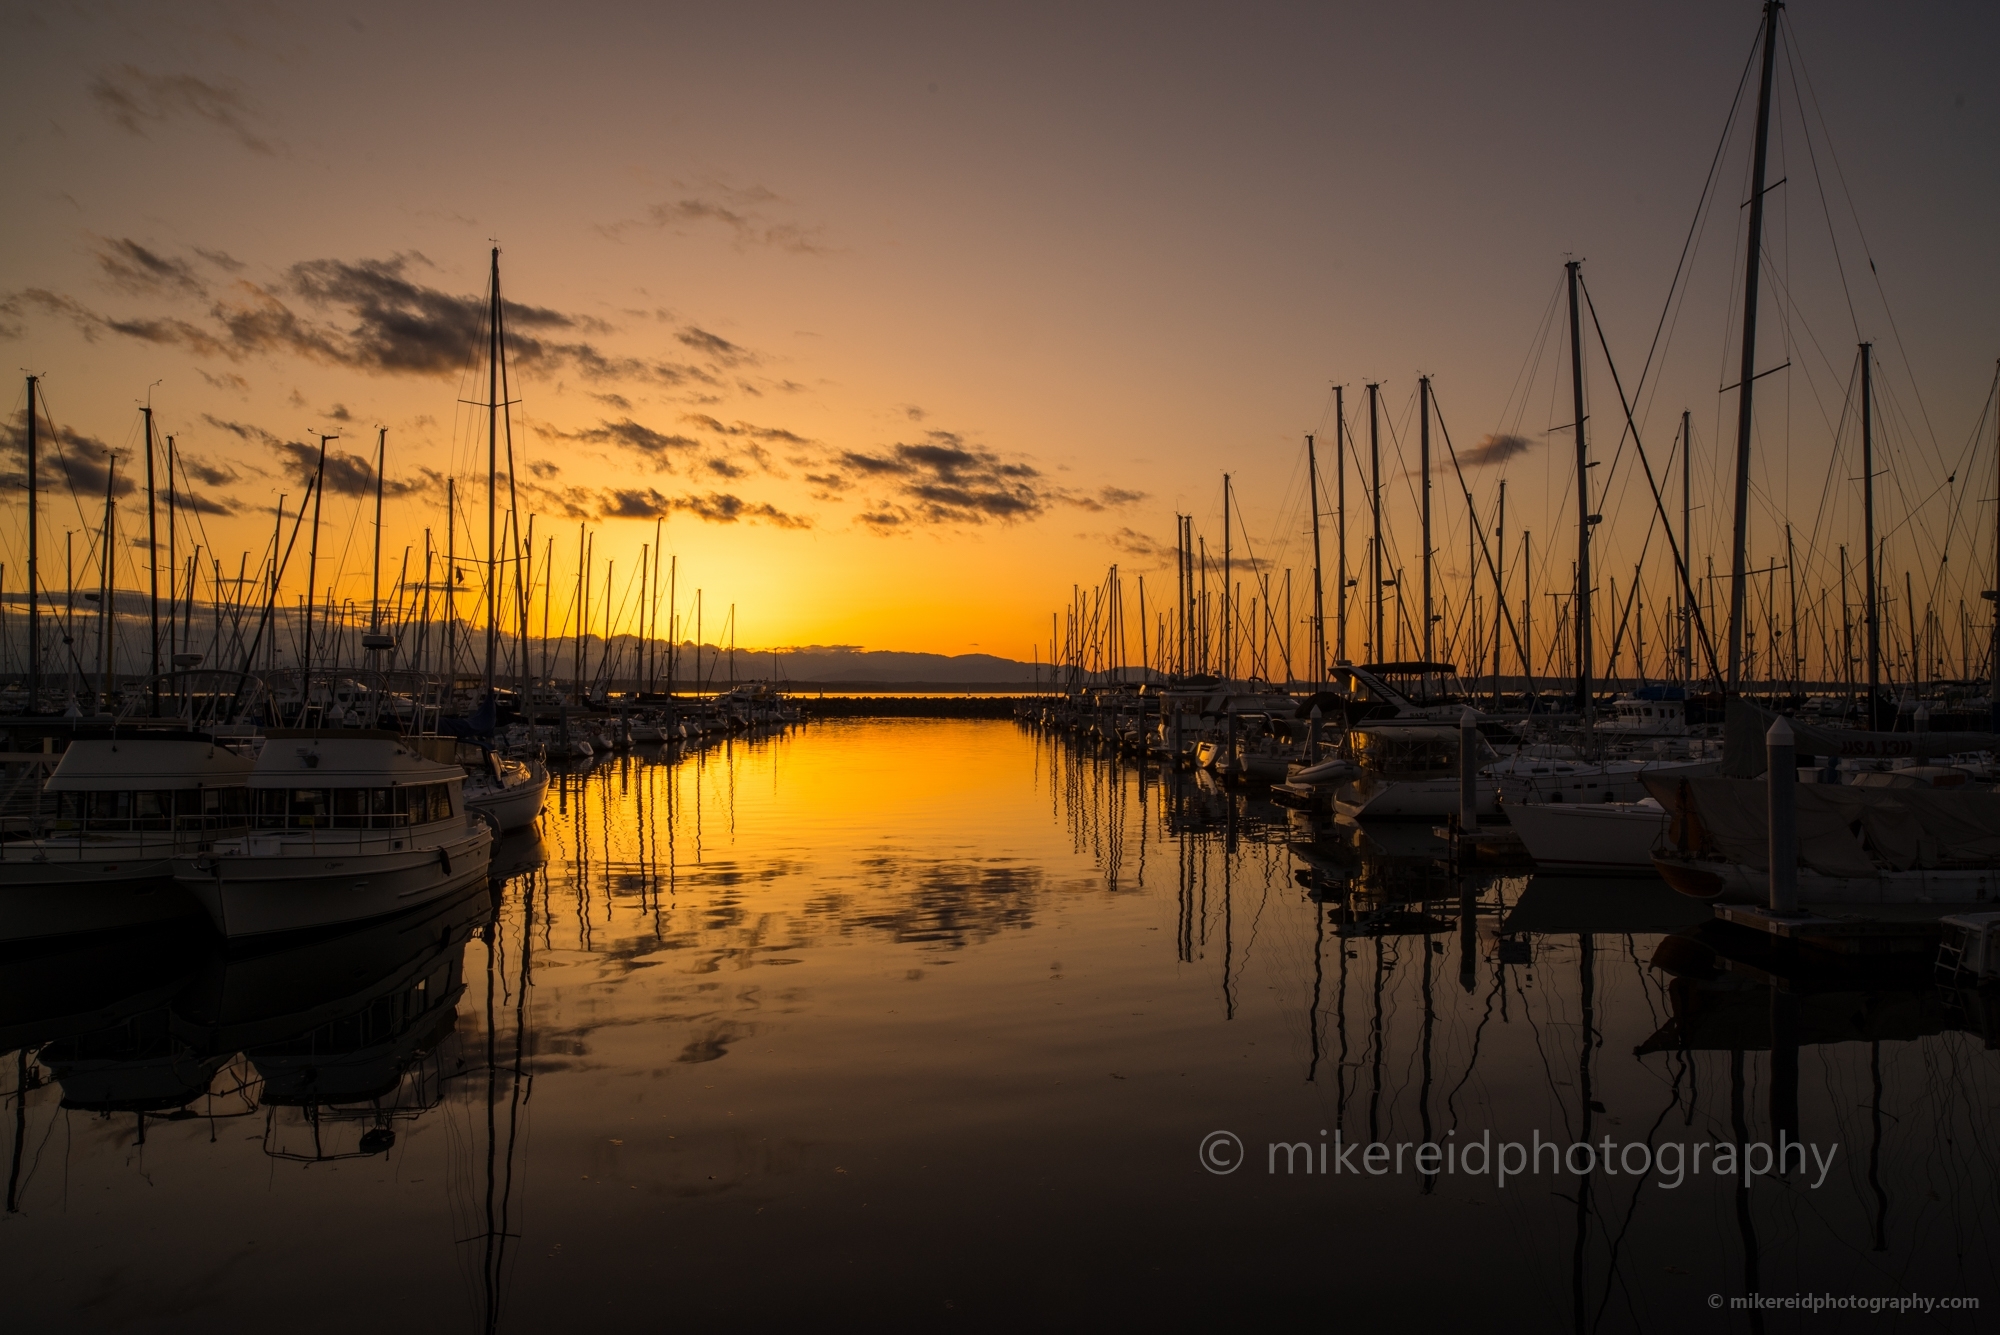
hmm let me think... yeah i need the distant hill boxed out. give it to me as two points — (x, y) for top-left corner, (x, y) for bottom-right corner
(758, 646), (1039, 684)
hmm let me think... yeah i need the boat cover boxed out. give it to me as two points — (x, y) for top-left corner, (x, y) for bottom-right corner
(1721, 697), (1994, 776)
(1646, 775), (2000, 875)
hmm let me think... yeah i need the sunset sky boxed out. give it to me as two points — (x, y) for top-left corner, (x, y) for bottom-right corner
(3, 1), (1996, 670)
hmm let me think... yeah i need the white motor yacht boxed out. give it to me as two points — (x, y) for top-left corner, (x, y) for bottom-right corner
(176, 730), (493, 939)
(1488, 748), (1721, 805)
(1332, 723), (1500, 820)
(1, 738), (254, 942)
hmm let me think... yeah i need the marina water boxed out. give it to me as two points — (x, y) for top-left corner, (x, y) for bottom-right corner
(4, 719), (1993, 1329)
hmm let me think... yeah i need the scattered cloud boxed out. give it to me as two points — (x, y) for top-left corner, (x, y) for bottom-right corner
(1461, 432), (1536, 467)
(833, 431), (1057, 530)
(1069, 485), (1148, 512)
(682, 413), (811, 446)
(596, 486), (812, 529)
(677, 327), (752, 364)
(0, 419), (133, 500)
(1104, 526), (1173, 566)
(600, 182), (831, 255)
(88, 65), (279, 154)
(208, 418), (433, 499)
(562, 416), (702, 462)
(3, 253), (736, 390)
(92, 237), (204, 297)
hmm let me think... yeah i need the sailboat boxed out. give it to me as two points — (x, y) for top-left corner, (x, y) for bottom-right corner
(448, 248), (550, 833)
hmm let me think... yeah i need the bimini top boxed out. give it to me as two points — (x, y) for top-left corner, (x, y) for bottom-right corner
(45, 739), (257, 792)
(248, 735), (466, 788)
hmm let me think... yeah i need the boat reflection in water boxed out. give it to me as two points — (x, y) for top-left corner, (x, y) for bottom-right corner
(6, 721), (1999, 1327)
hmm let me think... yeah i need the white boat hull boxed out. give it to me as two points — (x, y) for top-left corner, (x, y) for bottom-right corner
(1506, 801), (1666, 875)
(178, 826), (494, 938)
(463, 763), (549, 832)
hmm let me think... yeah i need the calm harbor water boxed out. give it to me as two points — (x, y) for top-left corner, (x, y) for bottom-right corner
(3, 719), (1994, 1330)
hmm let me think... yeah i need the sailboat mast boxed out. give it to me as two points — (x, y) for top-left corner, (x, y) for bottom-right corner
(1221, 474), (1232, 681)
(1307, 432), (1325, 683)
(1335, 386), (1347, 665)
(142, 406), (160, 716)
(1862, 342), (1880, 726)
(1567, 261), (1592, 716)
(371, 428), (385, 635)
(1991, 359), (2000, 730)
(166, 435), (176, 669)
(1368, 382), (1383, 662)
(99, 453), (116, 711)
(1726, 0), (1783, 692)
(445, 479), (457, 686)
(23, 376), (38, 708)
(1494, 481), (1506, 704)
(1419, 375), (1433, 663)
(1681, 409), (1693, 679)
(484, 247), (501, 707)
(302, 435), (330, 720)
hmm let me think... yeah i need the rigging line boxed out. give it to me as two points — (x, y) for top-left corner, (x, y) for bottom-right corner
(1428, 394), (1529, 672)
(1578, 275), (1726, 689)
(1779, 32), (1861, 342)
(1612, 19), (1768, 437)
(1786, 17), (1942, 459)
(28, 383), (106, 538)
(1499, 278), (1568, 438)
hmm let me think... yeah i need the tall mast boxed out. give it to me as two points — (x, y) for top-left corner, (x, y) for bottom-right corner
(1726, 0), (1783, 691)
(1368, 382), (1383, 662)
(1681, 409), (1693, 679)
(99, 453), (116, 711)
(1991, 359), (2000, 731)
(1567, 260), (1592, 716)
(1221, 474), (1232, 681)
(269, 497), (284, 673)
(445, 478), (457, 685)
(302, 434), (331, 720)
(1419, 374), (1433, 662)
(1785, 523), (1799, 690)
(650, 516), (663, 693)
(1862, 342), (1880, 727)
(371, 428), (386, 638)
(165, 435), (176, 668)
(1494, 481), (1506, 704)
(142, 405), (160, 716)
(484, 246), (501, 708)
(519, 514), (533, 707)
(1307, 433), (1326, 683)
(1335, 386), (1347, 665)
(23, 376), (38, 708)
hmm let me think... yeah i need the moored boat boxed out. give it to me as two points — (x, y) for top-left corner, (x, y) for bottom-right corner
(176, 730), (493, 939)
(0, 737), (254, 942)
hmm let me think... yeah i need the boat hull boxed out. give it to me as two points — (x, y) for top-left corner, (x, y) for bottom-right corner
(1652, 854), (2000, 906)
(177, 827), (494, 938)
(463, 766), (549, 832)
(1507, 802), (1667, 875)
(1335, 777), (1498, 820)
(0, 847), (202, 942)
